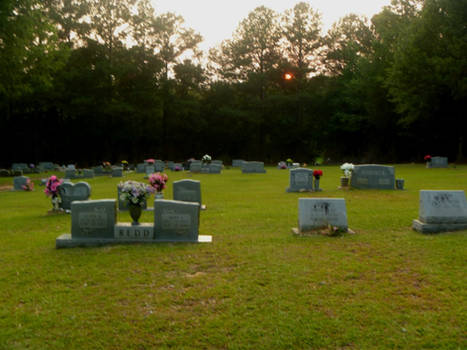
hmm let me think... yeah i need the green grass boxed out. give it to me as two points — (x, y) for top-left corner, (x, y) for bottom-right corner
(0, 164), (465, 349)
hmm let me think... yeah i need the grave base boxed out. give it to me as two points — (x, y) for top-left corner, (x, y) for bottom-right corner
(56, 233), (212, 248)
(412, 219), (467, 234)
(292, 227), (355, 235)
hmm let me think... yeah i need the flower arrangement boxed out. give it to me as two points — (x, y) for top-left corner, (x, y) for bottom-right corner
(119, 180), (152, 207)
(313, 169), (323, 179)
(121, 160), (128, 170)
(340, 163), (354, 178)
(148, 172), (168, 193)
(202, 154), (211, 164)
(103, 161), (111, 170)
(44, 175), (62, 197)
(286, 158), (293, 165)
(174, 165), (182, 171)
(279, 161), (287, 169)
(424, 155), (432, 161)
(22, 178), (34, 191)
(145, 158), (155, 164)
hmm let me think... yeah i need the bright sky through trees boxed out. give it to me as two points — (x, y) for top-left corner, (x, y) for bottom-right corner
(151, 0), (392, 51)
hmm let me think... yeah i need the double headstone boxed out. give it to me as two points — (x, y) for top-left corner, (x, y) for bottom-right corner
(412, 190), (467, 233)
(13, 176), (30, 191)
(293, 198), (349, 234)
(350, 164), (395, 190)
(241, 161), (266, 173)
(286, 168), (314, 192)
(427, 156), (448, 168)
(58, 182), (91, 211)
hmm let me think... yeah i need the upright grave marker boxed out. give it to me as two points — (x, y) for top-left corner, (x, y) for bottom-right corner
(293, 198), (350, 234)
(241, 161), (266, 173)
(350, 164), (395, 190)
(13, 176), (29, 191)
(428, 156), (448, 168)
(286, 168), (313, 192)
(58, 182), (91, 211)
(412, 190), (467, 233)
(173, 179), (203, 207)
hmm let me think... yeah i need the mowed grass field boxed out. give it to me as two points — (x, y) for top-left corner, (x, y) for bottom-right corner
(0, 164), (465, 349)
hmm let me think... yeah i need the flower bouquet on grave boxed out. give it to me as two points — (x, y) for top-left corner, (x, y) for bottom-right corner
(44, 175), (63, 211)
(202, 154), (211, 165)
(121, 160), (129, 170)
(340, 163), (354, 187)
(119, 180), (153, 225)
(286, 158), (293, 167)
(145, 158), (155, 164)
(22, 178), (34, 191)
(102, 161), (112, 172)
(174, 165), (182, 171)
(313, 170), (323, 191)
(148, 172), (168, 198)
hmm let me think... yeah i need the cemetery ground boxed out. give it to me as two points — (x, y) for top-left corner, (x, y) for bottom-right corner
(0, 165), (465, 349)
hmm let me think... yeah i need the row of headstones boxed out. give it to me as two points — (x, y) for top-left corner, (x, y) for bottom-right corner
(189, 160), (223, 174)
(295, 190), (467, 235)
(56, 198), (212, 248)
(118, 179), (202, 210)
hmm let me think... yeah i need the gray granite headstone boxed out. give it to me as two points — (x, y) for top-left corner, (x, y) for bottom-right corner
(65, 169), (76, 179)
(428, 156), (448, 168)
(297, 198), (348, 233)
(154, 200), (200, 241)
(112, 167), (123, 177)
(350, 164), (395, 190)
(71, 200), (116, 239)
(208, 163), (222, 174)
(232, 159), (245, 167)
(155, 160), (165, 172)
(145, 165), (155, 175)
(173, 179), (201, 205)
(413, 190), (467, 233)
(66, 164), (76, 170)
(286, 168), (314, 192)
(211, 160), (223, 166)
(136, 163), (146, 173)
(190, 160), (202, 173)
(58, 182), (91, 210)
(13, 176), (29, 191)
(241, 161), (266, 173)
(38, 162), (54, 170)
(12, 163), (28, 171)
(167, 161), (175, 170)
(83, 169), (94, 178)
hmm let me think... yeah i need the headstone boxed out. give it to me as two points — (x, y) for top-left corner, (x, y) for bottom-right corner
(232, 159), (245, 167)
(173, 179), (201, 205)
(241, 161), (266, 173)
(173, 163), (183, 171)
(66, 164), (76, 170)
(190, 160), (202, 173)
(155, 160), (165, 172)
(83, 169), (94, 178)
(145, 165), (155, 176)
(112, 167), (123, 177)
(167, 161), (175, 170)
(13, 176), (29, 191)
(350, 164), (395, 190)
(428, 156), (448, 168)
(12, 163), (28, 172)
(211, 160), (223, 166)
(38, 162), (54, 170)
(286, 168), (314, 192)
(294, 198), (348, 233)
(136, 163), (146, 173)
(58, 182), (91, 211)
(154, 200), (200, 242)
(208, 163), (222, 174)
(93, 166), (104, 176)
(65, 169), (76, 179)
(413, 190), (467, 233)
(56, 199), (117, 248)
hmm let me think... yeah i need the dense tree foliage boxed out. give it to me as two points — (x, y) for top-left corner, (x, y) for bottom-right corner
(0, 0), (465, 166)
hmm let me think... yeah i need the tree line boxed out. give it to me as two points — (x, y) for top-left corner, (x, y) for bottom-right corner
(0, 0), (465, 167)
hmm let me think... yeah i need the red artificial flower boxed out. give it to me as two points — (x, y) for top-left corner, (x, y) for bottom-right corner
(145, 158), (155, 164)
(313, 169), (323, 178)
(424, 155), (432, 161)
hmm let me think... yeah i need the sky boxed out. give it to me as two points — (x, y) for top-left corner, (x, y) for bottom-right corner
(150, 0), (392, 52)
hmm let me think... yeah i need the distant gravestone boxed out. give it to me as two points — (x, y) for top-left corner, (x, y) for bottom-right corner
(241, 161), (266, 173)
(58, 182), (91, 211)
(211, 160), (223, 166)
(145, 165), (155, 176)
(56, 199), (117, 248)
(350, 164), (395, 190)
(428, 156), (448, 168)
(112, 167), (123, 177)
(413, 190), (467, 233)
(66, 164), (76, 170)
(136, 163), (146, 173)
(190, 160), (202, 173)
(155, 160), (165, 172)
(293, 198), (349, 234)
(232, 159), (245, 167)
(39, 162), (54, 170)
(83, 169), (94, 178)
(65, 169), (76, 179)
(173, 179), (201, 205)
(173, 163), (183, 171)
(93, 166), (104, 176)
(167, 161), (175, 170)
(154, 200), (201, 242)
(286, 168), (314, 192)
(208, 163), (222, 174)
(13, 176), (29, 191)
(12, 163), (28, 171)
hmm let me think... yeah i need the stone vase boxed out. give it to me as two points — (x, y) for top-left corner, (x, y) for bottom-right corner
(129, 204), (142, 226)
(340, 177), (349, 187)
(155, 192), (164, 200)
(314, 178), (320, 191)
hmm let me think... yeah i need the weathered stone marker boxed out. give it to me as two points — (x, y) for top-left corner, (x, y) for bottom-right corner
(350, 164), (395, 190)
(13, 176), (29, 191)
(292, 198), (350, 234)
(58, 182), (91, 211)
(427, 156), (448, 168)
(241, 161), (266, 173)
(413, 190), (467, 233)
(286, 168), (313, 192)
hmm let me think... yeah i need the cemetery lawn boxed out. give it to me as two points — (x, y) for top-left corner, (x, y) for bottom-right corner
(0, 164), (466, 350)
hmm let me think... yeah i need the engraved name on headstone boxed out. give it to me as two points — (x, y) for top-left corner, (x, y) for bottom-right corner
(350, 165), (395, 190)
(287, 168), (313, 192)
(298, 198), (348, 232)
(154, 200), (199, 241)
(71, 200), (116, 239)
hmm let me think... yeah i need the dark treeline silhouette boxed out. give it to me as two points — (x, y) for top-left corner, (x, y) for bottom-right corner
(1, 0), (465, 167)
